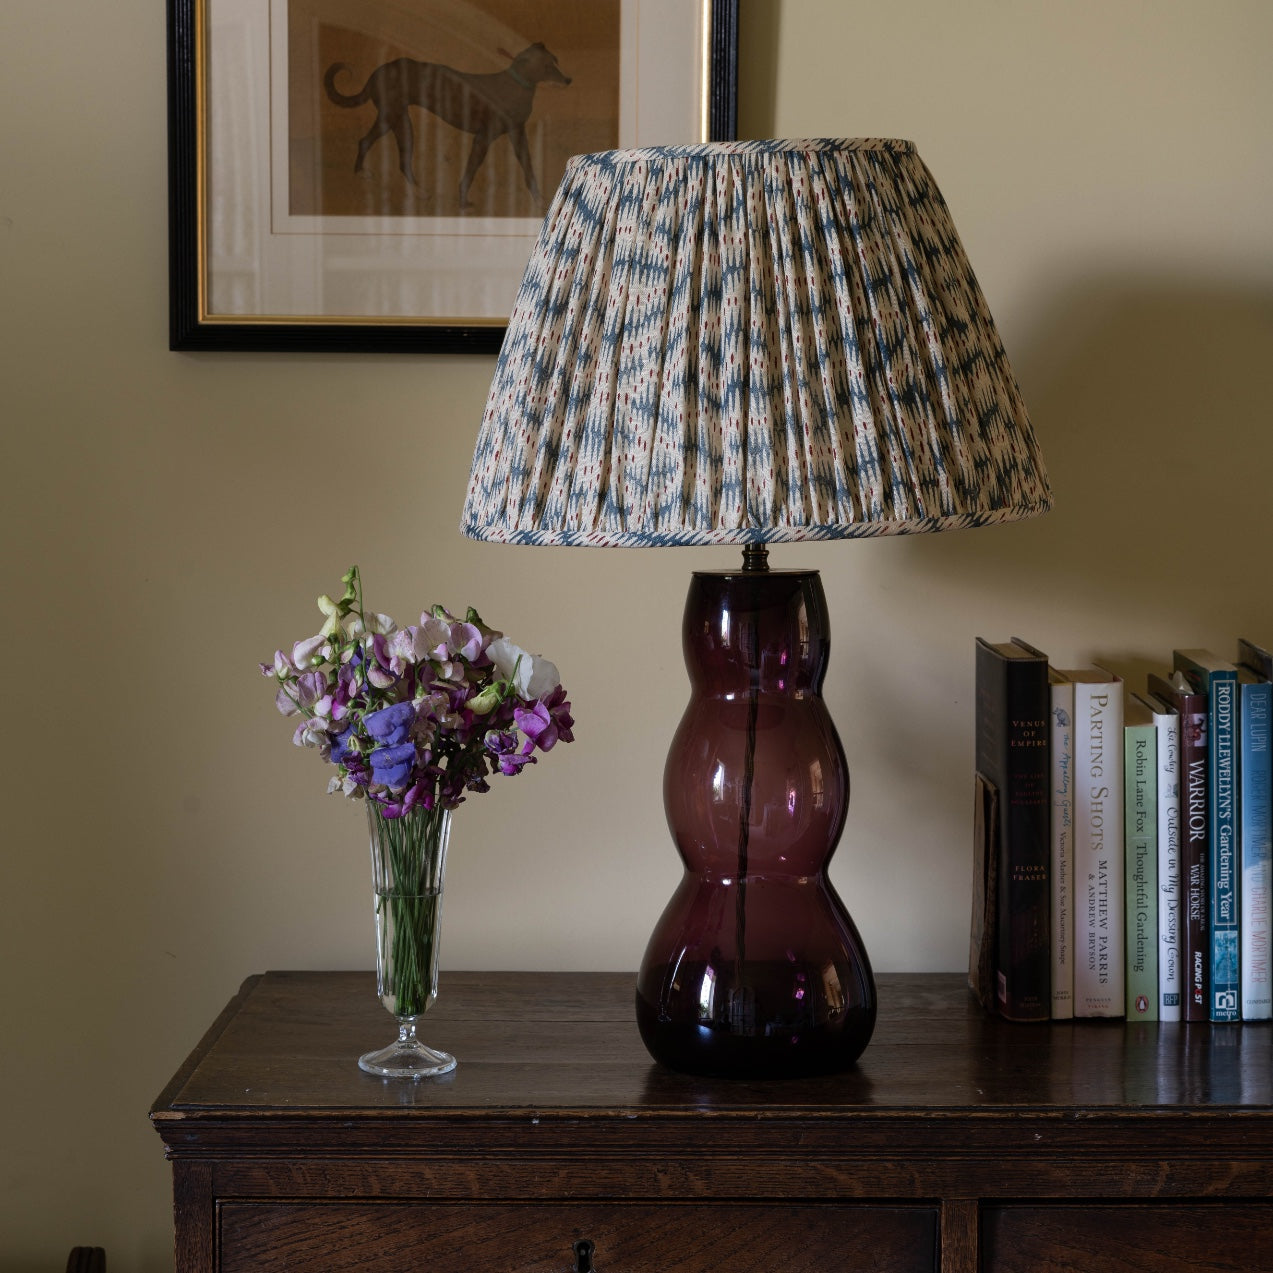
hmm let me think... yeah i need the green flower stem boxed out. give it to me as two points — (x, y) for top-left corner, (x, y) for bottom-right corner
(369, 804), (450, 1020)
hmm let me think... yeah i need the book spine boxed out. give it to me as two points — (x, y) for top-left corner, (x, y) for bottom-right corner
(1125, 723), (1158, 1019)
(1210, 672), (1240, 1022)
(1050, 679), (1075, 1020)
(1240, 678), (1272, 1020)
(998, 667), (1051, 1022)
(1180, 706), (1210, 1021)
(1154, 708), (1182, 1021)
(975, 643), (1050, 1020)
(1073, 680), (1124, 1017)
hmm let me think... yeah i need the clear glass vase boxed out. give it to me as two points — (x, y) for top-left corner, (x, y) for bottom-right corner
(358, 801), (456, 1078)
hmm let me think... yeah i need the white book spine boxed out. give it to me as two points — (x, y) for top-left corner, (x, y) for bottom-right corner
(1153, 706), (1182, 1021)
(1073, 677), (1125, 1017)
(1050, 678), (1075, 1019)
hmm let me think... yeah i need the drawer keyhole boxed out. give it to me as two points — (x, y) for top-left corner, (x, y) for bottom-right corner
(573, 1238), (596, 1272)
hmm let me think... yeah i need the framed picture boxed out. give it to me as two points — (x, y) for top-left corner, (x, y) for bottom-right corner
(167, 0), (739, 353)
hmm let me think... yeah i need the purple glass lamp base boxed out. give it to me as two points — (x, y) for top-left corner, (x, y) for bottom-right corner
(636, 565), (877, 1078)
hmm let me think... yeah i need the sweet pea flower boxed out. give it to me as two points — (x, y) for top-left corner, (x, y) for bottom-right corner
(514, 701), (559, 751)
(485, 729), (536, 776)
(415, 614), (452, 659)
(369, 741), (416, 790)
(330, 726), (355, 765)
(293, 718), (333, 755)
(449, 621), (486, 662)
(292, 634), (327, 669)
(363, 701), (414, 746)
(260, 649), (296, 679)
(386, 626), (430, 675)
(542, 684), (575, 744)
(264, 569), (573, 812)
(275, 670), (329, 717)
(327, 773), (365, 798)
(488, 638), (560, 701)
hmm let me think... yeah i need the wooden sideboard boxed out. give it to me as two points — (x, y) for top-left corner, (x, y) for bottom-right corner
(151, 971), (1273, 1272)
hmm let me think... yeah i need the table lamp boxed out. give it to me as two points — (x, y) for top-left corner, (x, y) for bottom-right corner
(460, 139), (1052, 1077)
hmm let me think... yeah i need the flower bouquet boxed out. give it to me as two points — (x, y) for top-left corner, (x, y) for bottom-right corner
(261, 567), (573, 1076)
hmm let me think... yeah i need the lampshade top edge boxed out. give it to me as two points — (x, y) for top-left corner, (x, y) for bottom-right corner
(566, 137), (917, 171)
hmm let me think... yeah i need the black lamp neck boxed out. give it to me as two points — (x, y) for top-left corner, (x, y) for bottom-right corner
(741, 543), (770, 573)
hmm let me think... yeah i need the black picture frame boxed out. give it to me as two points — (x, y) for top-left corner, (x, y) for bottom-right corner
(166, 0), (739, 354)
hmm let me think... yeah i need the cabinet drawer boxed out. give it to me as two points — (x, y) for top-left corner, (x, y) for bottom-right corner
(220, 1201), (938, 1272)
(984, 1203), (1273, 1272)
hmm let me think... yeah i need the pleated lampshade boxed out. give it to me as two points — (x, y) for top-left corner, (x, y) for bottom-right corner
(460, 137), (1052, 546)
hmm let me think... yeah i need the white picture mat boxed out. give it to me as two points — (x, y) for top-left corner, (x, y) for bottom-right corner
(203, 0), (708, 323)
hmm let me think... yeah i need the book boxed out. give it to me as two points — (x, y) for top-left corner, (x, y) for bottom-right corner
(1142, 690), (1181, 1021)
(1174, 649), (1240, 1022)
(1062, 667), (1124, 1017)
(1124, 696), (1159, 1020)
(968, 772), (999, 1013)
(1048, 669), (1075, 1020)
(974, 638), (1051, 1021)
(1148, 670), (1210, 1021)
(1236, 639), (1272, 1021)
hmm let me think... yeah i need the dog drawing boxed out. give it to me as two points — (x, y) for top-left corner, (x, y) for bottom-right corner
(323, 43), (571, 207)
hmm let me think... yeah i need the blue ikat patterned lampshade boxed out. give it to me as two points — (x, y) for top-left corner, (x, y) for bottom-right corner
(460, 138), (1052, 547)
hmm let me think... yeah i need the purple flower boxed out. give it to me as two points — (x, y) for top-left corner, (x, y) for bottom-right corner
(330, 726), (355, 766)
(485, 729), (537, 777)
(363, 701), (414, 746)
(515, 701), (567, 752)
(370, 741), (416, 790)
(543, 685), (575, 745)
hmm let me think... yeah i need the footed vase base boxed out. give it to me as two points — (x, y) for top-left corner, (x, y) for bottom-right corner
(358, 1020), (456, 1078)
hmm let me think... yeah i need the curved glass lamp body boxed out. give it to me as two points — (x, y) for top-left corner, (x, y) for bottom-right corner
(636, 569), (877, 1077)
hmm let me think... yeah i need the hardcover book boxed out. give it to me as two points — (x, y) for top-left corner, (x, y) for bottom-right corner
(968, 773), (999, 1013)
(1148, 670), (1210, 1021)
(1236, 639), (1272, 1021)
(1124, 697), (1159, 1020)
(1062, 667), (1124, 1018)
(1141, 690), (1181, 1022)
(1174, 649), (1240, 1023)
(975, 638), (1051, 1021)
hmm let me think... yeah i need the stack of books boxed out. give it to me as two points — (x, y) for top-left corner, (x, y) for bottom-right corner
(972, 637), (1273, 1023)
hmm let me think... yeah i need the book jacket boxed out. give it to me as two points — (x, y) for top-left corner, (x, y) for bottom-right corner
(1175, 650), (1240, 1022)
(1124, 697), (1159, 1020)
(975, 638), (1051, 1021)
(1236, 640), (1272, 1021)
(1065, 668), (1125, 1018)
(1142, 691), (1182, 1021)
(1048, 670), (1075, 1020)
(1149, 671), (1210, 1021)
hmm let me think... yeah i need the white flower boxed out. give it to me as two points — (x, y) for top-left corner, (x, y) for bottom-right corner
(344, 611), (396, 641)
(488, 637), (560, 700)
(417, 615), (452, 659)
(291, 634), (326, 668)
